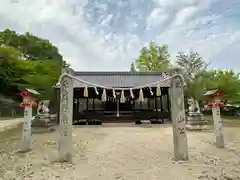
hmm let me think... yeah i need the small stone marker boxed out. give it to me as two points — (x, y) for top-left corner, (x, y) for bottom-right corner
(59, 74), (73, 162)
(212, 105), (224, 148)
(22, 106), (32, 151)
(170, 74), (189, 161)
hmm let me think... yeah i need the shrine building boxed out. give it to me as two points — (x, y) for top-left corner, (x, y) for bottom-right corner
(53, 71), (171, 125)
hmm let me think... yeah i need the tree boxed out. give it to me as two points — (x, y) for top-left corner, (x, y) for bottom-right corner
(130, 62), (136, 72)
(0, 46), (21, 96)
(204, 70), (240, 102)
(0, 29), (66, 66)
(0, 29), (63, 101)
(176, 51), (207, 80)
(176, 51), (208, 101)
(16, 60), (61, 99)
(176, 51), (240, 105)
(135, 41), (171, 72)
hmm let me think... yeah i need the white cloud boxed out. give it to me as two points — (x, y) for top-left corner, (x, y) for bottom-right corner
(152, 0), (175, 7)
(146, 8), (168, 29)
(172, 6), (198, 26)
(0, 0), (240, 71)
(0, 0), (133, 70)
(101, 14), (113, 26)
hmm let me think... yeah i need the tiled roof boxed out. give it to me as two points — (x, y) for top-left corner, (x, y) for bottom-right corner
(203, 89), (219, 96)
(56, 71), (170, 88)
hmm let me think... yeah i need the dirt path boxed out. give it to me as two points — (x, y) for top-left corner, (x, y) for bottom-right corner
(0, 118), (23, 132)
(0, 124), (240, 180)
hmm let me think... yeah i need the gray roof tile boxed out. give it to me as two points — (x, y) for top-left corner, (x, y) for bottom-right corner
(71, 72), (170, 88)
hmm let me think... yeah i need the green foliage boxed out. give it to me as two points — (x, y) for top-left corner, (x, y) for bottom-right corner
(0, 29), (63, 102)
(176, 51), (208, 101)
(0, 29), (63, 62)
(176, 52), (240, 102)
(176, 51), (207, 79)
(15, 60), (61, 99)
(204, 70), (240, 102)
(135, 41), (171, 72)
(130, 62), (136, 72)
(0, 46), (21, 96)
(132, 42), (240, 103)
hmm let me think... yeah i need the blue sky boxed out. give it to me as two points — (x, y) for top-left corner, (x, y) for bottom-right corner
(0, 0), (240, 71)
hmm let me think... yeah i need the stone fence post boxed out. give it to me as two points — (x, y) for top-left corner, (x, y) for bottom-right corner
(59, 74), (73, 162)
(170, 73), (189, 161)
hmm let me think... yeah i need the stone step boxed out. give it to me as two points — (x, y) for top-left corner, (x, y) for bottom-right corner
(186, 124), (211, 131)
(187, 116), (204, 121)
(186, 120), (209, 125)
(31, 118), (53, 128)
(32, 126), (56, 133)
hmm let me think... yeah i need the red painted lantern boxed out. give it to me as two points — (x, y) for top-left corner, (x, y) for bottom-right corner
(207, 91), (225, 108)
(17, 89), (38, 108)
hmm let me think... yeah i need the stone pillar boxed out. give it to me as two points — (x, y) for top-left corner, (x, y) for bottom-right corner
(22, 105), (32, 151)
(212, 106), (224, 148)
(59, 75), (73, 162)
(170, 74), (189, 161)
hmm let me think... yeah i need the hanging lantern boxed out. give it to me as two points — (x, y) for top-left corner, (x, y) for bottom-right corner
(120, 90), (125, 103)
(139, 88), (144, 102)
(156, 84), (161, 96)
(101, 89), (107, 102)
(130, 88), (134, 98)
(84, 85), (88, 97)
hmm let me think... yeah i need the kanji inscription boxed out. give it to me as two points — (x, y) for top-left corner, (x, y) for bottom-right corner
(60, 78), (69, 137)
(170, 74), (188, 161)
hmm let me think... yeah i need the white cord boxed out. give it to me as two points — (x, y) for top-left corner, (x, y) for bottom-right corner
(59, 72), (185, 90)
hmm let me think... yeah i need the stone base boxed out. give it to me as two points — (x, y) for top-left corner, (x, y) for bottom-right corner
(186, 113), (210, 131)
(32, 113), (57, 128)
(32, 126), (56, 133)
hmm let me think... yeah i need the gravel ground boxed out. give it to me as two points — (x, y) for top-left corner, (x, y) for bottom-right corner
(0, 118), (23, 132)
(0, 123), (240, 180)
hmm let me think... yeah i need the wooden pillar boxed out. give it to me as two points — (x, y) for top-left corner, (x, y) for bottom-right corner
(56, 88), (60, 124)
(21, 105), (32, 151)
(160, 95), (163, 112)
(116, 97), (120, 117)
(166, 89), (171, 112)
(154, 96), (157, 111)
(59, 75), (73, 162)
(147, 98), (150, 109)
(77, 98), (80, 112)
(168, 88), (172, 121)
(212, 106), (224, 148)
(170, 74), (189, 161)
(73, 99), (76, 121)
(73, 99), (78, 123)
(85, 97), (88, 111)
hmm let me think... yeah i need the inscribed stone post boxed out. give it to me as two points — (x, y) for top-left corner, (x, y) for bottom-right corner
(59, 75), (73, 162)
(170, 74), (189, 161)
(22, 105), (32, 151)
(212, 106), (224, 148)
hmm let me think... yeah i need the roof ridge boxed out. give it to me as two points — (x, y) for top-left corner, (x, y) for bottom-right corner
(74, 71), (167, 75)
